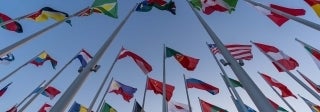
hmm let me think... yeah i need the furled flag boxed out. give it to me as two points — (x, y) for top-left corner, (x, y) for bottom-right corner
(6, 105), (17, 112)
(26, 7), (72, 26)
(168, 101), (189, 112)
(305, 0), (320, 17)
(75, 49), (93, 68)
(299, 95), (320, 112)
(268, 98), (288, 112)
(108, 79), (137, 102)
(132, 100), (144, 112)
(186, 77), (219, 95)
(147, 77), (175, 101)
(0, 53), (15, 64)
(301, 43), (320, 70)
(228, 77), (242, 88)
(261, 73), (297, 98)
(297, 71), (320, 93)
(30, 51), (58, 69)
(0, 82), (12, 97)
(118, 48), (152, 74)
(199, 98), (228, 112)
(136, 0), (176, 15)
(41, 86), (61, 100)
(100, 102), (117, 112)
(68, 102), (92, 112)
(253, 42), (299, 72)
(91, 0), (118, 18)
(38, 103), (51, 112)
(0, 13), (23, 33)
(254, 4), (305, 26)
(166, 47), (199, 71)
(208, 43), (253, 60)
(189, 0), (238, 15)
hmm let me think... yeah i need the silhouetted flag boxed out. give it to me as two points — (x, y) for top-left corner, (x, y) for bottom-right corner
(199, 98), (228, 112)
(186, 77), (219, 95)
(132, 100), (144, 112)
(147, 77), (175, 101)
(118, 48), (152, 74)
(261, 73), (297, 98)
(91, 0), (118, 18)
(305, 0), (320, 17)
(166, 47), (199, 71)
(26, 7), (72, 26)
(6, 105), (17, 112)
(0, 13), (23, 33)
(253, 42), (299, 72)
(108, 79), (137, 102)
(75, 49), (93, 68)
(29, 52), (58, 69)
(100, 102), (117, 112)
(68, 102), (91, 112)
(208, 43), (253, 60)
(189, 0), (238, 15)
(300, 95), (320, 112)
(0, 82), (12, 97)
(38, 103), (51, 112)
(42, 86), (61, 100)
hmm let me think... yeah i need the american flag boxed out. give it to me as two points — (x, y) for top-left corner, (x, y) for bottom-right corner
(208, 44), (253, 60)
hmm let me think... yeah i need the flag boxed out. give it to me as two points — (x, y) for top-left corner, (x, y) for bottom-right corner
(152, 0), (176, 15)
(208, 43), (253, 60)
(261, 73), (297, 98)
(0, 13), (23, 33)
(6, 105), (17, 112)
(253, 42), (299, 72)
(0, 82), (12, 97)
(302, 44), (320, 70)
(91, 0), (118, 18)
(41, 86), (61, 100)
(166, 47), (199, 71)
(298, 71), (320, 93)
(0, 53), (15, 64)
(68, 102), (91, 112)
(254, 4), (305, 26)
(100, 102), (117, 112)
(190, 0), (238, 15)
(228, 77), (242, 88)
(199, 99), (228, 112)
(168, 101), (189, 112)
(38, 103), (51, 112)
(300, 95), (320, 112)
(186, 77), (219, 95)
(75, 49), (93, 68)
(118, 48), (152, 74)
(268, 99), (288, 112)
(136, 1), (153, 12)
(136, 0), (176, 15)
(26, 7), (72, 26)
(234, 99), (257, 112)
(132, 100), (144, 112)
(108, 79), (137, 102)
(147, 77), (175, 101)
(30, 52), (58, 69)
(305, 0), (320, 17)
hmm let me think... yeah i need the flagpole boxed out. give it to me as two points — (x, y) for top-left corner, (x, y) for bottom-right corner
(0, 7), (89, 58)
(142, 75), (148, 108)
(251, 41), (320, 101)
(49, 4), (136, 112)
(95, 77), (114, 112)
(87, 48), (122, 111)
(162, 44), (168, 112)
(16, 80), (46, 108)
(132, 99), (137, 112)
(186, 0), (275, 109)
(296, 70), (320, 93)
(0, 51), (45, 84)
(244, 0), (320, 31)
(198, 97), (204, 112)
(18, 50), (81, 112)
(230, 95), (243, 112)
(258, 72), (296, 112)
(0, 12), (36, 27)
(183, 74), (192, 112)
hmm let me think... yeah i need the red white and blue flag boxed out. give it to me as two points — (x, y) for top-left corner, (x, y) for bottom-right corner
(108, 79), (137, 102)
(75, 49), (93, 68)
(186, 77), (219, 95)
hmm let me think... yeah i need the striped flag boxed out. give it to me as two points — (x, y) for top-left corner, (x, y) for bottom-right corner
(208, 43), (253, 60)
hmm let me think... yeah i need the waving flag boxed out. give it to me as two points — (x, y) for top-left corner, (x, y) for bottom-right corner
(41, 86), (61, 100)
(91, 0), (118, 18)
(133, 100), (144, 112)
(190, 0), (238, 15)
(186, 77), (219, 95)
(253, 42), (299, 72)
(166, 47), (199, 71)
(0, 13), (23, 33)
(108, 79), (137, 102)
(0, 82), (12, 97)
(26, 7), (72, 26)
(199, 99), (228, 112)
(6, 105), (17, 112)
(30, 51), (58, 69)
(136, 0), (176, 15)
(300, 95), (320, 112)
(75, 49), (92, 68)
(261, 73), (297, 98)
(147, 77), (175, 101)
(268, 99), (288, 112)
(68, 102), (91, 112)
(168, 101), (189, 112)
(38, 103), (51, 112)
(228, 77), (242, 88)
(0, 53), (15, 64)
(118, 48), (152, 74)
(208, 43), (253, 60)
(305, 0), (320, 17)
(101, 102), (117, 112)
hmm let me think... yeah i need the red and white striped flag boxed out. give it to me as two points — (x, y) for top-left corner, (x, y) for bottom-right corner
(208, 44), (253, 60)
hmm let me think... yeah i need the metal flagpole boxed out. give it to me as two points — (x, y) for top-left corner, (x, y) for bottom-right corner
(142, 76), (148, 108)
(18, 50), (81, 112)
(0, 51), (45, 84)
(87, 48), (122, 111)
(258, 72), (296, 112)
(183, 74), (192, 112)
(230, 95), (243, 112)
(49, 4), (136, 112)
(185, 0), (275, 111)
(163, 44), (168, 112)
(95, 77), (114, 112)
(0, 12), (36, 27)
(16, 80), (46, 108)
(0, 7), (89, 58)
(198, 97), (204, 112)
(244, 0), (320, 31)
(251, 41), (320, 101)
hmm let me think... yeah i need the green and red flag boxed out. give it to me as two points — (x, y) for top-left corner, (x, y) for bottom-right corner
(166, 47), (199, 71)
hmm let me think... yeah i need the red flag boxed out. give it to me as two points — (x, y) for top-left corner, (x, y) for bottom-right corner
(147, 77), (175, 101)
(38, 103), (51, 112)
(42, 86), (61, 100)
(0, 13), (23, 33)
(166, 47), (199, 71)
(261, 73), (297, 98)
(298, 71), (320, 93)
(253, 42), (299, 72)
(118, 48), (152, 74)
(6, 105), (17, 112)
(208, 44), (253, 60)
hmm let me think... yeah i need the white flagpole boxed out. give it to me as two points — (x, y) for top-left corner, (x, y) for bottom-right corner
(183, 74), (192, 112)
(18, 50), (80, 112)
(87, 48), (122, 111)
(258, 72), (296, 112)
(0, 7), (89, 58)
(251, 41), (320, 101)
(244, 0), (320, 31)
(142, 76), (148, 108)
(162, 44), (168, 112)
(95, 77), (114, 112)
(16, 80), (46, 108)
(185, 0), (275, 111)
(49, 4), (136, 111)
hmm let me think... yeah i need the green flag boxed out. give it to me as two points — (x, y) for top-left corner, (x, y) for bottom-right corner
(91, 0), (118, 18)
(189, 0), (201, 11)
(100, 102), (117, 112)
(228, 77), (242, 88)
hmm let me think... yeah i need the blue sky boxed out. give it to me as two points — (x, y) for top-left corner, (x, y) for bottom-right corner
(1, 0), (320, 112)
